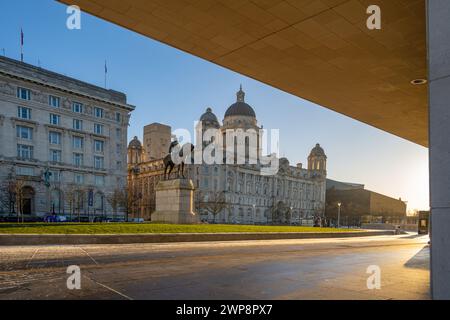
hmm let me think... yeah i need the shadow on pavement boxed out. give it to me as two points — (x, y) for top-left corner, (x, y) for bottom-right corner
(404, 246), (429, 270)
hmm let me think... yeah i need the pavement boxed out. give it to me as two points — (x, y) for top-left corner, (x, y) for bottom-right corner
(0, 234), (430, 300)
(0, 230), (395, 246)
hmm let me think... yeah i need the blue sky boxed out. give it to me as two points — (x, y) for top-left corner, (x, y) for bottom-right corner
(0, 0), (429, 210)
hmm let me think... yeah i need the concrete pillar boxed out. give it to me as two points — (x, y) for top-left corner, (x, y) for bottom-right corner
(427, 0), (450, 300)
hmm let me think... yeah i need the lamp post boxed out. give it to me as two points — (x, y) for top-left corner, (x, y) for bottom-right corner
(337, 202), (342, 228)
(290, 206), (293, 225)
(252, 204), (256, 225)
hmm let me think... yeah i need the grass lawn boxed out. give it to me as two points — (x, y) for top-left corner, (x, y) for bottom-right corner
(0, 223), (360, 234)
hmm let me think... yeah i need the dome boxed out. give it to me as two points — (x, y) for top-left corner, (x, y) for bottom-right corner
(128, 136), (142, 149)
(224, 86), (256, 118)
(309, 143), (326, 157)
(200, 107), (220, 124)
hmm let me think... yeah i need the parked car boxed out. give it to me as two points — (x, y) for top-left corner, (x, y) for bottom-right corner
(44, 215), (55, 223)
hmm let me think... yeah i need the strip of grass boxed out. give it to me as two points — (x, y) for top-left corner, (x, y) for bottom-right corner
(0, 223), (359, 234)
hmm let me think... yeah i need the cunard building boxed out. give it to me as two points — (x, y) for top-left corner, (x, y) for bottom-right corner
(0, 56), (134, 220)
(128, 87), (327, 224)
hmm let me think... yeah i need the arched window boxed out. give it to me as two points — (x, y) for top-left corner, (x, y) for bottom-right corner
(21, 186), (35, 215)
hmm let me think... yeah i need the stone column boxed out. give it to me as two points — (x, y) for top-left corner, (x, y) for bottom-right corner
(428, 0), (450, 299)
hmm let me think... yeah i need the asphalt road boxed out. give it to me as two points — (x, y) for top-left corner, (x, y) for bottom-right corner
(0, 234), (430, 300)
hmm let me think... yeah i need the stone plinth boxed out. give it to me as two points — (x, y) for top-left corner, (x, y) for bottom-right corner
(152, 179), (198, 224)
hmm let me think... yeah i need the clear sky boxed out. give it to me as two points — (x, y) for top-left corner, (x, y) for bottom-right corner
(0, 0), (429, 211)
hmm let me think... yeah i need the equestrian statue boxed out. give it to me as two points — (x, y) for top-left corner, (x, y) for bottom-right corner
(163, 139), (195, 180)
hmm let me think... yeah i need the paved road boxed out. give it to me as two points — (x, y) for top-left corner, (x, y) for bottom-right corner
(0, 234), (430, 300)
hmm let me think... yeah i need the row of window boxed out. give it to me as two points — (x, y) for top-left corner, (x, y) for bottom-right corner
(15, 165), (106, 186)
(17, 126), (105, 152)
(17, 144), (105, 169)
(17, 87), (123, 122)
(17, 106), (122, 138)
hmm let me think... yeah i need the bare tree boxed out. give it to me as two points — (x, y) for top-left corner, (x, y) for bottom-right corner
(0, 176), (18, 216)
(197, 191), (229, 223)
(76, 187), (88, 222)
(64, 184), (77, 222)
(14, 179), (25, 223)
(106, 188), (127, 220)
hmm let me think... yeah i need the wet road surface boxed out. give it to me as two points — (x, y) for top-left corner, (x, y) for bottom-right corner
(0, 234), (430, 299)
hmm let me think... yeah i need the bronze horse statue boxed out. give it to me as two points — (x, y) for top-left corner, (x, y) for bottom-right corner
(163, 141), (194, 180)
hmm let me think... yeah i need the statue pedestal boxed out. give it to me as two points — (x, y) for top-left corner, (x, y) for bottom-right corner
(152, 179), (199, 224)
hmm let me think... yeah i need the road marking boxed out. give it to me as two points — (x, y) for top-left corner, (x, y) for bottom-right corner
(78, 247), (99, 265)
(83, 275), (133, 300)
(25, 248), (40, 269)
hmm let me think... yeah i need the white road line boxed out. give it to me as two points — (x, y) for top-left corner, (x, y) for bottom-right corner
(83, 275), (133, 300)
(78, 247), (99, 265)
(25, 248), (40, 269)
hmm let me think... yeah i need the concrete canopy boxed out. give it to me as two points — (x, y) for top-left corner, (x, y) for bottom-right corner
(59, 0), (427, 146)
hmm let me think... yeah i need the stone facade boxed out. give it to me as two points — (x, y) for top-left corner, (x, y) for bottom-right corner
(152, 179), (198, 224)
(128, 87), (327, 225)
(325, 179), (407, 221)
(0, 56), (134, 219)
(143, 123), (171, 161)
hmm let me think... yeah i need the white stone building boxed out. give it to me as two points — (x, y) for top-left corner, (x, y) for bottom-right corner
(0, 56), (134, 220)
(128, 87), (327, 225)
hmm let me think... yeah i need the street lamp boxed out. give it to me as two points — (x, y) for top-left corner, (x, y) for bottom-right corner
(290, 206), (293, 225)
(252, 204), (256, 225)
(337, 202), (342, 228)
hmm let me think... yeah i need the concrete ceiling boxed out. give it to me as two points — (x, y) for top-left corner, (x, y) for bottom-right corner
(58, 0), (428, 146)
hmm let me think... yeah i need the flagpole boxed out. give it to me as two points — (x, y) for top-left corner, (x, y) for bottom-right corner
(20, 28), (24, 62)
(104, 60), (107, 89)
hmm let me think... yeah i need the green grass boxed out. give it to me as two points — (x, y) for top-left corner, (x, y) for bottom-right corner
(0, 223), (359, 234)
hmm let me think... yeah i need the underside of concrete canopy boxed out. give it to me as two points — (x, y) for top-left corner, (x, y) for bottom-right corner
(58, 0), (427, 146)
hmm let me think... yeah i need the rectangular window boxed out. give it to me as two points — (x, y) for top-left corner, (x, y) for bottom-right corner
(95, 175), (105, 186)
(94, 123), (104, 135)
(73, 153), (83, 167)
(94, 140), (104, 153)
(116, 128), (121, 140)
(49, 131), (61, 145)
(49, 149), (62, 163)
(73, 119), (83, 130)
(49, 113), (61, 125)
(115, 112), (121, 123)
(72, 102), (83, 113)
(49, 95), (60, 108)
(49, 170), (61, 182)
(16, 125), (33, 140)
(94, 107), (104, 118)
(74, 173), (84, 184)
(17, 144), (33, 159)
(73, 136), (84, 149)
(17, 87), (31, 100)
(17, 106), (31, 119)
(116, 143), (121, 155)
(116, 161), (122, 170)
(16, 166), (34, 176)
(94, 156), (104, 169)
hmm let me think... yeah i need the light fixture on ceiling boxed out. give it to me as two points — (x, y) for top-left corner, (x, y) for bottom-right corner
(410, 78), (427, 85)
